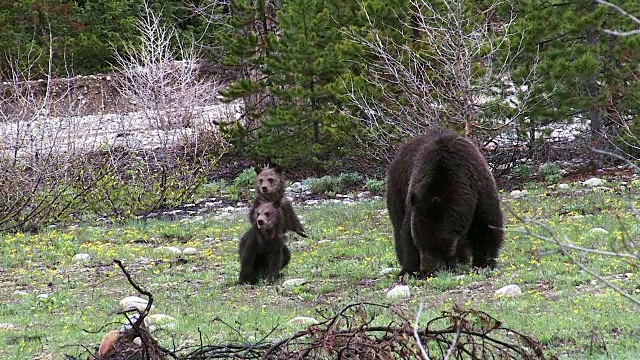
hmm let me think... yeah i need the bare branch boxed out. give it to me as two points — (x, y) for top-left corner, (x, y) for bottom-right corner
(596, 0), (640, 36)
(344, 0), (541, 161)
(508, 210), (640, 308)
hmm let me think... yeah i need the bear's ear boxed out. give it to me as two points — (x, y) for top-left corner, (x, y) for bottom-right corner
(272, 165), (283, 174)
(254, 166), (263, 175)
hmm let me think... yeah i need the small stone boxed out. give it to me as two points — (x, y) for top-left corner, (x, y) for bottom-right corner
(37, 293), (49, 300)
(589, 227), (609, 235)
(386, 285), (411, 300)
(377, 267), (395, 277)
(133, 337), (142, 346)
(495, 284), (522, 297)
(98, 330), (120, 356)
(288, 316), (319, 326)
(356, 191), (372, 199)
(583, 178), (604, 187)
(282, 278), (307, 288)
(155, 246), (182, 256)
(182, 247), (198, 255)
(119, 296), (150, 312)
(0, 323), (19, 331)
(148, 314), (178, 330)
(73, 253), (91, 263)
(12, 290), (28, 297)
(556, 183), (570, 190)
(510, 190), (527, 198)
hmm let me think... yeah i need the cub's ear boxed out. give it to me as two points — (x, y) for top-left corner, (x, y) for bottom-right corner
(254, 166), (263, 175)
(272, 164), (283, 174)
(272, 198), (282, 208)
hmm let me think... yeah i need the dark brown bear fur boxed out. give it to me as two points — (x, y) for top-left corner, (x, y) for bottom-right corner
(386, 128), (503, 277)
(249, 165), (307, 238)
(238, 200), (291, 285)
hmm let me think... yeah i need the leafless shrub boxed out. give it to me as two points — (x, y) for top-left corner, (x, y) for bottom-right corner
(345, 0), (541, 161)
(84, 0), (229, 218)
(112, 0), (221, 134)
(0, 32), (113, 232)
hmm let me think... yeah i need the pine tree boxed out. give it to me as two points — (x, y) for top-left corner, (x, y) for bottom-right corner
(255, 0), (354, 165)
(511, 0), (640, 152)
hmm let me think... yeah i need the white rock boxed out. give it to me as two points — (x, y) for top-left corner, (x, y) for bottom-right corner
(119, 296), (150, 312)
(148, 314), (178, 330)
(182, 247), (198, 255)
(73, 253), (91, 263)
(37, 293), (49, 300)
(494, 284), (522, 297)
(288, 316), (319, 326)
(386, 285), (411, 300)
(589, 227), (609, 235)
(509, 190), (527, 198)
(133, 337), (142, 346)
(121, 313), (151, 331)
(377, 267), (395, 277)
(12, 290), (29, 297)
(154, 246), (182, 256)
(356, 191), (372, 199)
(282, 278), (307, 288)
(583, 177), (604, 187)
(557, 183), (570, 190)
(0, 323), (19, 331)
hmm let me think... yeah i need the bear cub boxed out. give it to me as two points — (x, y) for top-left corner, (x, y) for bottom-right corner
(238, 200), (291, 284)
(386, 128), (504, 277)
(250, 165), (307, 238)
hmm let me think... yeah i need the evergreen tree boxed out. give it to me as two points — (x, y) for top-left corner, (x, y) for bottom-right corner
(257, 0), (353, 166)
(511, 0), (640, 151)
(220, 0), (357, 166)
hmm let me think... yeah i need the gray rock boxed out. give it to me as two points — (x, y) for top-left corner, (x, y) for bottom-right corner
(589, 227), (609, 235)
(494, 284), (521, 297)
(182, 247), (198, 255)
(386, 285), (410, 300)
(155, 246), (182, 256)
(288, 316), (319, 326)
(377, 267), (395, 277)
(73, 253), (91, 263)
(282, 278), (307, 288)
(583, 177), (604, 187)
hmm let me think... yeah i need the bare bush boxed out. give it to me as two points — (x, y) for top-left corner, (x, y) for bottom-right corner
(0, 1), (230, 231)
(345, 0), (540, 161)
(86, 0), (228, 218)
(0, 33), (114, 232)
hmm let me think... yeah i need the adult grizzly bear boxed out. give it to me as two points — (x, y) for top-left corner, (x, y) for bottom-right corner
(250, 165), (307, 238)
(386, 128), (503, 277)
(238, 200), (291, 284)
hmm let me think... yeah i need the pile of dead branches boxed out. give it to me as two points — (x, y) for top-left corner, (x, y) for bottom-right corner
(75, 261), (555, 360)
(185, 302), (553, 360)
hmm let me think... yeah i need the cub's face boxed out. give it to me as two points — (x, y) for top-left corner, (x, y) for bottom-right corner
(255, 166), (283, 196)
(255, 202), (280, 230)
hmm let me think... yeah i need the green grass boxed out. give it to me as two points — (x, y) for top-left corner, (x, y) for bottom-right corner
(1, 179), (640, 359)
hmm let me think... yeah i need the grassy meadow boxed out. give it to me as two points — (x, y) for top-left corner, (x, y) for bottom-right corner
(1, 175), (640, 359)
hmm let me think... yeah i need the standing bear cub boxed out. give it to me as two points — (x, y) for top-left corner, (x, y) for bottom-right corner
(386, 128), (503, 277)
(250, 165), (307, 238)
(238, 200), (291, 284)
